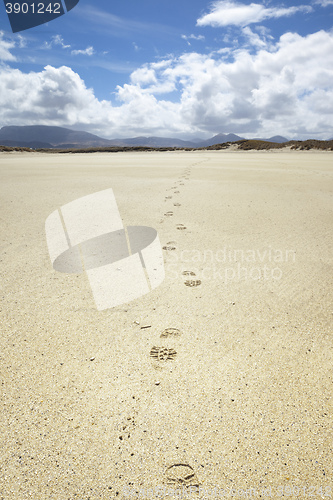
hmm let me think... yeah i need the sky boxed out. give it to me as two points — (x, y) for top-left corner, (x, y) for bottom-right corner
(0, 0), (333, 140)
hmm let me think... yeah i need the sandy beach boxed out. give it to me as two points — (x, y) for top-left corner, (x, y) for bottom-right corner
(0, 150), (332, 499)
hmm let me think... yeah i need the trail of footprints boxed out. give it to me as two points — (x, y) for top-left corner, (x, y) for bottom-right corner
(116, 164), (205, 489)
(148, 327), (201, 486)
(144, 165), (201, 487)
(163, 165), (202, 287)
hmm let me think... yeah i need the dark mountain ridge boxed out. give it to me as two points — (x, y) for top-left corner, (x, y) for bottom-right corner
(0, 125), (112, 148)
(0, 124), (306, 150)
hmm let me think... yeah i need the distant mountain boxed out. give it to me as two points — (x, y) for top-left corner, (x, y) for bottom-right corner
(0, 125), (112, 148)
(197, 133), (244, 147)
(252, 135), (289, 143)
(107, 136), (198, 148)
(0, 126), (200, 149)
(0, 125), (290, 149)
(0, 138), (53, 148)
(266, 135), (289, 143)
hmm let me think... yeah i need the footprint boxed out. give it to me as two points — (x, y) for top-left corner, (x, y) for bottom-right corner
(176, 224), (186, 230)
(184, 280), (201, 287)
(163, 245), (176, 251)
(182, 271), (196, 276)
(173, 203), (181, 207)
(150, 346), (177, 362)
(160, 327), (181, 338)
(165, 464), (200, 488)
(165, 196), (172, 199)
(174, 191), (180, 194)
(164, 211), (173, 217)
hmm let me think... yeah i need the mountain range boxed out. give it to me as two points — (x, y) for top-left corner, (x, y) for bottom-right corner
(0, 126), (289, 149)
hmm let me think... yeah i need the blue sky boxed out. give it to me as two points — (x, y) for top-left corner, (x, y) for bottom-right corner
(0, 0), (333, 139)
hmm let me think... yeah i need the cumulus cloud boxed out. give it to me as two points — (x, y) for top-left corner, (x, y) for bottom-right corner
(71, 46), (94, 56)
(0, 30), (332, 139)
(197, 1), (312, 27)
(0, 65), (113, 129)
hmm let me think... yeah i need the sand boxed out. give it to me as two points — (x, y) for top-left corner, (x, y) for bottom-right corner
(0, 150), (332, 499)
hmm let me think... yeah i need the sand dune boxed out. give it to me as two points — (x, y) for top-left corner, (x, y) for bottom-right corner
(0, 150), (332, 499)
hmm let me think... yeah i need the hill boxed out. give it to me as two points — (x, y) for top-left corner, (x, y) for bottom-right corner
(2, 125), (332, 151)
(0, 126), (251, 149)
(251, 135), (289, 143)
(106, 136), (197, 148)
(197, 133), (244, 147)
(0, 126), (112, 148)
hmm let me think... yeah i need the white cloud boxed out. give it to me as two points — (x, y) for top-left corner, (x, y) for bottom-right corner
(0, 65), (113, 128)
(43, 35), (71, 50)
(130, 66), (157, 86)
(71, 46), (94, 56)
(181, 34), (205, 46)
(242, 26), (274, 48)
(53, 35), (71, 49)
(0, 31), (16, 61)
(315, 0), (333, 6)
(17, 35), (27, 49)
(197, 1), (312, 27)
(0, 30), (332, 139)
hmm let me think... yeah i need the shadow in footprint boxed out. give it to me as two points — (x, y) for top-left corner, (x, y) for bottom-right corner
(160, 327), (181, 338)
(165, 464), (200, 488)
(163, 245), (176, 251)
(184, 280), (201, 287)
(150, 346), (177, 362)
